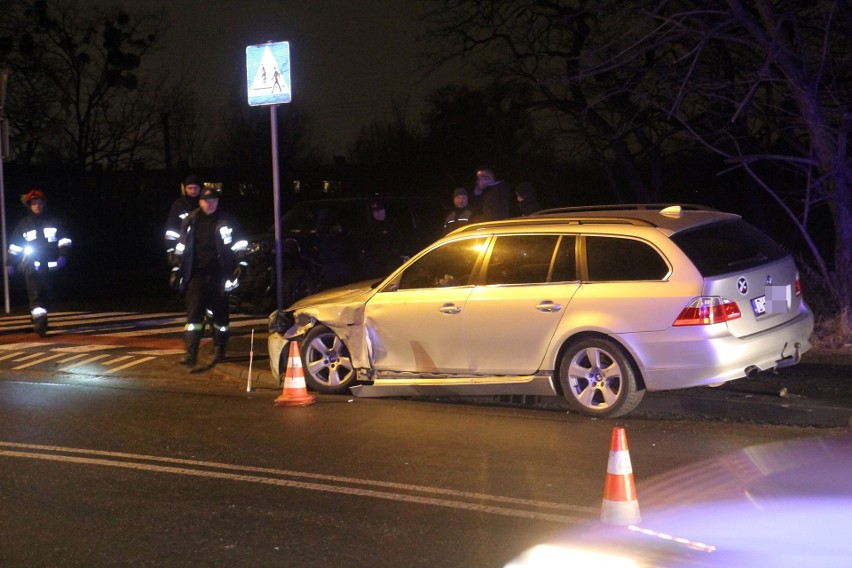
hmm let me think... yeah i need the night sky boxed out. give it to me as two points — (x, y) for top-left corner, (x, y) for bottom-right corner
(90, 0), (472, 158)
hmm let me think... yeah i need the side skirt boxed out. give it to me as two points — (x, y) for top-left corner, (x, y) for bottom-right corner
(350, 374), (558, 398)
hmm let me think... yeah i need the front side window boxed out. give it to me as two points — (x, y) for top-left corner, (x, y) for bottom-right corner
(398, 237), (487, 289)
(586, 236), (669, 281)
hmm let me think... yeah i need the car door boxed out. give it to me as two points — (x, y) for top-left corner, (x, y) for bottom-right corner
(364, 237), (488, 373)
(463, 234), (581, 374)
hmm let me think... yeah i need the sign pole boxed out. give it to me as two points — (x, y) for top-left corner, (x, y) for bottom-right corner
(1, 68), (9, 314)
(270, 104), (284, 312)
(245, 41), (291, 314)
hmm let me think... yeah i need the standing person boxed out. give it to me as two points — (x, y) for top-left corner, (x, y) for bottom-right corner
(6, 189), (72, 337)
(360, 198), (404, 277)
(443, 187), (473, 234)
(172, 186), (246, 368)
(164, 174), (202, 262)
(514, 181), (542, 216)
(470, 166), (511, 222)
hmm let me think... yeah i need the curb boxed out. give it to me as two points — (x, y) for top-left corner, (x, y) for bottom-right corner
(638, 391), (852, 428)
(212, 353), (852, 427)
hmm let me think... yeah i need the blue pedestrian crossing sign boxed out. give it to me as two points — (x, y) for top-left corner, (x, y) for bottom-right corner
(245, 41), (292, 106)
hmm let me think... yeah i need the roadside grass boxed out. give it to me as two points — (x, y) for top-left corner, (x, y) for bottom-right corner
(811, 308), (852, 350)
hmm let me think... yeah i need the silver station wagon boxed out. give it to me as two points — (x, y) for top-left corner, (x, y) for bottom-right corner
(268, 205), (814, 417)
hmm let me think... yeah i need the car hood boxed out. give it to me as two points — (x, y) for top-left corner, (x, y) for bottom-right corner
(288, 279), (378, 311)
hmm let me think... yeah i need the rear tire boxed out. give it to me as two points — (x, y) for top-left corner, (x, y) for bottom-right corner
(301, 325), (357, 393)
(558, 337), (644, 418)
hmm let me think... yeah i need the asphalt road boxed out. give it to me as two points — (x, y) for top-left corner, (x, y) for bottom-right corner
(0, 378), (845, 567)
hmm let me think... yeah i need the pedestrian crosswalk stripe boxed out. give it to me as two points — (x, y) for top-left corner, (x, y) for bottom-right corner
(0, 311), (266, 337)
(58, 353), (90, 364)
(105, 356), (156, 374)
(12, 352), (44, 362)
(53, 345), (120, 353)
(59, 353), (112, 371)
(109, 317), (268, 337)
(0, 352), (23, 361)
(103, 355), (134, 366)
(13, 353), (66, 370)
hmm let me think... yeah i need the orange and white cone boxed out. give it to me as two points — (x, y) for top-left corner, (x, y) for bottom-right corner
(600, 426), (641, 525)
(274, 341), (317, 407)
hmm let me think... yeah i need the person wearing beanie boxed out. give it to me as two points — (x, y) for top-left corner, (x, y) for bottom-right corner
(6, 189), (73, 337)
(443, 187), (473, 234)
(514, 181), (542, 216)
(164, 174), (202, 263)
(172, 185), (247, 369)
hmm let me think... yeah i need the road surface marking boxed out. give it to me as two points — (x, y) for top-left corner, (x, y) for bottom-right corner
(59, 354), (112, 371)
(105, 356), (156, 374)
(0, 441), (598, 525)
(12, 353), (67, 369)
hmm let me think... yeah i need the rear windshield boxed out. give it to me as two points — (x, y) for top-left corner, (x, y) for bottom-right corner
(671, 220), (789, 277)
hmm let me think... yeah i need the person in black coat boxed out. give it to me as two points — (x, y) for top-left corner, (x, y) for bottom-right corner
(514, 182), (543, 216)
(470, 166), (511, 222)
(172, 185), (246, 367)
(164, 174), (202, 262)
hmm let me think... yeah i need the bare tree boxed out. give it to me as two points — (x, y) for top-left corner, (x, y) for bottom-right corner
(426, 0), (851, 314)
(0, 0), (171, 170)
(425, 0), (687, 202)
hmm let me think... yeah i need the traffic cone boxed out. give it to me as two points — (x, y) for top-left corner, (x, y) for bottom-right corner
(274, 341), (317, 407)
(600, 426), (641, 525)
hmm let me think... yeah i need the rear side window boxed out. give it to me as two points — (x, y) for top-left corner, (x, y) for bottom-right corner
(586, 236), (669, 281)
(484, 235), (559, 285)
(671, 220), (788, 277)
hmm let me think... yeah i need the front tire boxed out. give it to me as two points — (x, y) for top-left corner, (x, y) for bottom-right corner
(558, 337), (644, 418)
(301, 325), (357, 393)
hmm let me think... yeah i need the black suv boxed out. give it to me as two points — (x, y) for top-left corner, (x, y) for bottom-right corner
(233, 195), (446, 313)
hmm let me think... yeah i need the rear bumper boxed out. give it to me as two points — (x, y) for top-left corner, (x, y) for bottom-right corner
(622, 308), (814, 391)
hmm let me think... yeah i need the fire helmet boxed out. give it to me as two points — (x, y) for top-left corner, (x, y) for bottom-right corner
(22, 189), (45, 205)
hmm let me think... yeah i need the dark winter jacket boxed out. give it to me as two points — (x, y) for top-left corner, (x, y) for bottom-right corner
(164, 195), (200, 254)
(470, 180), (511, 222)
(172, 209), (246, 293)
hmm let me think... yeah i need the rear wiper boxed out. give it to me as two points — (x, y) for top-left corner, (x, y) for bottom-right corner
(727, 253), (769, 269)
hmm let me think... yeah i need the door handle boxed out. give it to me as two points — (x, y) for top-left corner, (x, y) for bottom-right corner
(439, 303), (462, 314)
(536, 301), (562, 312)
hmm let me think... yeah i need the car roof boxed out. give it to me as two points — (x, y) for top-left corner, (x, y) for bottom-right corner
(450, 204), (742, 236)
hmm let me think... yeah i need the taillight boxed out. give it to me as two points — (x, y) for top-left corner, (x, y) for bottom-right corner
(673, 297), (742, 326)
(795, 274), (802, 296)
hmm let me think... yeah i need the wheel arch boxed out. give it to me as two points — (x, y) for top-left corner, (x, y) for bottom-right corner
(552, 331), (647, 395)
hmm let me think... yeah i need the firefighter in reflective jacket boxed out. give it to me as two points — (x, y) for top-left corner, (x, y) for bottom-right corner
(172, 186), (247, 367)
(164, 174), (202, 264)
(6, 189), (72, 336)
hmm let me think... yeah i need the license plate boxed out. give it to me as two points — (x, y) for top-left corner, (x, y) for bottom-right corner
(751, 295), (766, 316)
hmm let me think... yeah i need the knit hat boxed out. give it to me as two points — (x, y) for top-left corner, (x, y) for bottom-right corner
(199, 186), (222, 200)
(515, 182), (535, 199)
(453, 187), (468, 198)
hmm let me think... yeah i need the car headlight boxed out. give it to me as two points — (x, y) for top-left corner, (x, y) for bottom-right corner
(505, 545), (639, 568)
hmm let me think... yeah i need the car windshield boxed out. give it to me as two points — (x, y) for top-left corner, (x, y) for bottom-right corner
(671, 219), (788, 277)
(280, 201), (352, 234)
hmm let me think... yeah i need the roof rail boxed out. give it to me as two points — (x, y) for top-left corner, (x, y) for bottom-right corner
(450, 216), (655, 234)
(532, 203), (717, 216)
